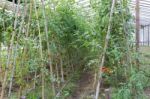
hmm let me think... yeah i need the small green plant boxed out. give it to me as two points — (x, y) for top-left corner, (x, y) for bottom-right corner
(112, 69), (148, 99)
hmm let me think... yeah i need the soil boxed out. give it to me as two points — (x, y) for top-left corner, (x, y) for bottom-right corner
(68, 72), (95, 99)
(144, 87), (150, 98)
(68, 70), (150, 99)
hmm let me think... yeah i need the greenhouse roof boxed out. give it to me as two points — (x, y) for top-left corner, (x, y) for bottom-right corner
(76, 0), (150, 26)
(130, 0), (150, 26)
(0, 0), (150, 26)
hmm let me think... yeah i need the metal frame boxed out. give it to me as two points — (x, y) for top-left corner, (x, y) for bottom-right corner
(140, 25), (150, 46)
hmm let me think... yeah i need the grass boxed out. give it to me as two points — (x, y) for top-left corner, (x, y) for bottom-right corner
(139, 46), (150, 87)
(139, 47), (150, 70)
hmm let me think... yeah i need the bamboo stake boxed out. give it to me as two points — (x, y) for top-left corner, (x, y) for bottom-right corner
(16, 1), (31, 98)
(55, 62), (60, 87)
(95, 0), (116, 99)
(8, 45), (17, 97)
(60, 56), (64, 83)
(18, 86), (22, 99)
(0, 45), (2, 83)
(104, 89), (110, 99)
(0, 0), (20, 98)
(0, 46), (11, 99)
(41, 0), (56, 96)
(0, 12), (7, 84)
(33, 0), (44, 99)
(20, 0), (31, 59)
(8, 1), (27, 97)
(33, 71), (37, 89)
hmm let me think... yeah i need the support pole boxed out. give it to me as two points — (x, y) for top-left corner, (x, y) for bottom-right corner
(143, 27), (144, 46)
(105, 89), (111, 99)
(95, 0), (116, 99)
(136, 0), (140, 50)
(136, 0), (140, 69)
(148, 25), (150, 46)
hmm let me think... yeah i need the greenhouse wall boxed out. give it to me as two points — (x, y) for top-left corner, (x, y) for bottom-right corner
(140, 25), (150, 46)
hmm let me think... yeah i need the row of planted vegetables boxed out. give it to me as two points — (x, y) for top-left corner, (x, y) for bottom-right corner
(0, 0), (149, 99)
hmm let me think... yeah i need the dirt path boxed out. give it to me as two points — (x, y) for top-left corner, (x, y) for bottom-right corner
(145, 87), (150, 98)
(69, 72), (95, 99)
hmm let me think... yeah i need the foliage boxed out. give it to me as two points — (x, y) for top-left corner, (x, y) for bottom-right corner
(0, 0), (93, 98)
(0, 0), (149, 99)
(90, 0), (135, 82)
(112, 69), (148, 99)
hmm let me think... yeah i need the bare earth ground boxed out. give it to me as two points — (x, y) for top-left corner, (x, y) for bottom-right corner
(145, 87), (150, 98)
(69, 72), (95, 99)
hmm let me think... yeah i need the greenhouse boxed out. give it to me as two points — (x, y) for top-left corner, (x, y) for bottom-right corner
(0, 0), (150, 99)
